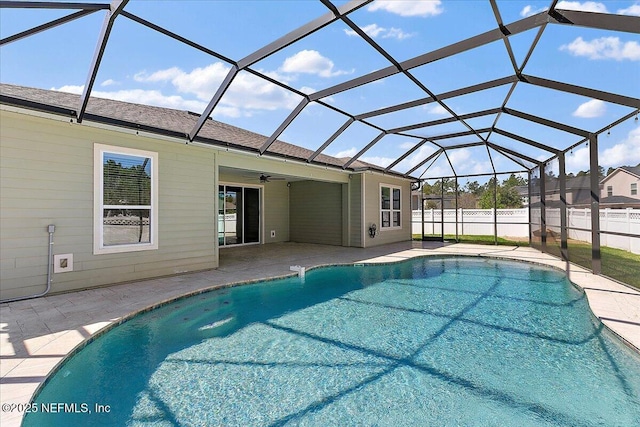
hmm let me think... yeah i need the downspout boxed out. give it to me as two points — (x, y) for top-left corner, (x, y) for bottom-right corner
(1, 225), (55, 303)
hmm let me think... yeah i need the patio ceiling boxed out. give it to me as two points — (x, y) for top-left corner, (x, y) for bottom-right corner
(1, 0), (638, 180)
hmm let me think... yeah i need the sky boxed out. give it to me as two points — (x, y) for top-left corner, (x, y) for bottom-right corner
(1, 0), (639, 181)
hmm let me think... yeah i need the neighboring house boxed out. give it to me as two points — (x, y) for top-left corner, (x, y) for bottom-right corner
(514, 185), (528, 206)
(599, 166), (640, 208)
(541, 176), (592, 207)
(0, 84), (413, 300)
(529, 176), (593, 208)
(410, 190), (457, 210)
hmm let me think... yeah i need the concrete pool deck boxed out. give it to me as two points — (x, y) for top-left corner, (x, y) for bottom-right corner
(1, 242), (639, 426)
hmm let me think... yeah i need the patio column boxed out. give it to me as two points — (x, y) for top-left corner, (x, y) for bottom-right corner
(540, 162), (547, 252)
(559, 153), (568, 262)
(421, 183), (425, 241)
(528, 170), (533, 246)
(455, 177), (459, 242)
(589, 133), (601, 274)
(493, 173), (498, 245)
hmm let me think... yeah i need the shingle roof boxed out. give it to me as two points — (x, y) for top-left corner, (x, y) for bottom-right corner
(620, 165), (640, 178)
(600, 195), (640, 206)
(0, 83), (395, 177)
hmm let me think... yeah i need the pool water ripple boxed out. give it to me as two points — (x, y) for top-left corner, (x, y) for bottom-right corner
(24, 257), (640, 426)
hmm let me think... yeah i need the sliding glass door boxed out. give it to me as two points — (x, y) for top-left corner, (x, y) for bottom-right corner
(218, 185), (260, 246)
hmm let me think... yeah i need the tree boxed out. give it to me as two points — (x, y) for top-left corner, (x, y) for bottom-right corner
(477, 176), (524, 209)
(575, 166), (605, 178)
(502, 173), (526, 188)
(458, 192), (478, 208)
(464, 180), (483, 196)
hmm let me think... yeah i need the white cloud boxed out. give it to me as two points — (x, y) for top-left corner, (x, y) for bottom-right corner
(51, 84), (210, 113)
(100, 79), (119, 87)
(520, 1), (609, 17)
(368, 0), (443, 17)
(566, 128), (640, 173)
(332, 147), (358, 158)
(360, 155), (395, 167)
(344, 24), (414, 40)
(52, 84), (84, 94)
(520, 5), (548, 17)
(555, 1), (608, 12)
(134, 67), (184, 83)
(572, 99), (606, 118)
(617, 2), (640, 16)
(400, 142), (416, 149)
(134, 62), (302, 115)
(328, 149), (397, 168)
(600, 127), (640, 167)
(280, 50), (352, 78)
(391, 144), (437, 173)
(54, 61), (304, 118)
(425, 104), (449, 116)
(383, 27), (415, 40)
(560, 36), (640, 61)
(345, 24), (386, 38)
(565, 145), (590, 173)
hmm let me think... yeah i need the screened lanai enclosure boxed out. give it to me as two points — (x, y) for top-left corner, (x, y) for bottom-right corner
(1, 0), (639, 286)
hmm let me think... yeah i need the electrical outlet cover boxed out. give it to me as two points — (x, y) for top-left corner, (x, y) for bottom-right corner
(54, 253), (73, 273)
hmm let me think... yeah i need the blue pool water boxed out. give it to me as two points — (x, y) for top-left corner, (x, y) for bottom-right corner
(24, 257), (640, 426)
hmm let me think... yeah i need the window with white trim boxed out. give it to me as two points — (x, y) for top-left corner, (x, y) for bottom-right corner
(607, 185), (613, 197)
(94, 144), (158, 254)
(631, 182), (637, 196)
(380, 184), (401, 229)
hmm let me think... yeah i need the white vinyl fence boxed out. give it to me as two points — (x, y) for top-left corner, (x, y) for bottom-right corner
(412, 208), (640, 254)
(564, 208), (640, 254)
(411, 208), (529, 238)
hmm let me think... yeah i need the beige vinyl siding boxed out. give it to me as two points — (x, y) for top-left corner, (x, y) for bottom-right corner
(362, 173), (412, 247)
(264, 181), (290, 243)
(216, 174), (290, 244)
(1, 110), (217, 299)
(289, 181), (342, 246)
(349, 174), (363, 247)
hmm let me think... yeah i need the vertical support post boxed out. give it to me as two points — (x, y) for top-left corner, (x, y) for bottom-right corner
(540, 162), (547, 252)
(455, 177), (459, 242)
(559, 153), (568, 262)
(421, 186), (425, 241)
(589, 133), (601, 274)
(528, 170), (532, 246)
(493, 173), (498, 245)
(440, 180), (445, 241)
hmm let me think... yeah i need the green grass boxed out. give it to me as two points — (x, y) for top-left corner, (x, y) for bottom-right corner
(412, 234), (529, 247)
(414, 233), (640, 290)
(543, 237), (640, 289)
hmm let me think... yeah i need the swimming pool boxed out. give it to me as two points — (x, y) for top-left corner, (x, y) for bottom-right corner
(24, 257), (640, 426)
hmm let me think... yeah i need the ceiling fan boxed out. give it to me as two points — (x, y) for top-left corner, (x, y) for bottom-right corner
(259, 174), (285, 183)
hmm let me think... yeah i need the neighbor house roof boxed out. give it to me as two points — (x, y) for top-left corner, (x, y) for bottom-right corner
(619, 166), (640, 179)
(0, 83), (407, 179)
(600, 165), (640, 184)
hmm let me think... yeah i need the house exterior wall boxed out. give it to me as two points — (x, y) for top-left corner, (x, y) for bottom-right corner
(289, 181), (342, 246)
(362, 173), (412, 247)
(601, 170), (640, 198)
(217, 173), (290, 244)
(264, 181), (290, 243)
(1, 107), (414, 299)
(349, 174), (363, 248)
(1, 110), (217, 300)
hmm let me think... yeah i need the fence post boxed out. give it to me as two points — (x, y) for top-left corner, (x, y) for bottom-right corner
(628, 208), (632, 252)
